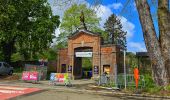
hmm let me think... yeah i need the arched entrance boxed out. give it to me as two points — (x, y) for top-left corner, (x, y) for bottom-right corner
(57, 29), (123, 80)
(73, 47), (93, 79)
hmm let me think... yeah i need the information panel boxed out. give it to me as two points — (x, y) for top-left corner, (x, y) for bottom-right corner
(75, 52), (92, 57)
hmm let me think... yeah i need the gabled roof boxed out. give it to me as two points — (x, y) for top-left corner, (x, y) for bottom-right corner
(68, 29), (100, 39)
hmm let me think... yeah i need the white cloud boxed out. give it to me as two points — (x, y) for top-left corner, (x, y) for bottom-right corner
(95, 5), (113, 28)
(118, 16), (135, 39)
(128, 42), (146, 52)
(48, 1), (146, 52)
(95, 4), (145, 52)
(55, 28), (60, 37)
(108, 3), (123, 10)
(48, 0), (89, 38)
(95, 4), (135, 39)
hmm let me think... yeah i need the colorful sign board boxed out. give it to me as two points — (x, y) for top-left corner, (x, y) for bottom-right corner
(50, 73), (68, 83)
(22, 71), (39, 81)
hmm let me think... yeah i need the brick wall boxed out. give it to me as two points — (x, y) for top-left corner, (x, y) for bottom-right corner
(57, 30), (122, 79)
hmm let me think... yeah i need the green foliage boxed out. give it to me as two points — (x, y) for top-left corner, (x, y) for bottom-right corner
(140, 74), (163, 94)
(57, 4), (101, 47)
(104, 14), (126, 48)
(126, 52), (138, 69)
(13, 66), (23, 73)
(11, 53), (24, 62)
(165, 85), (170, 91)
(82, 57), (92, 69)
(0, 51), (4, 61)
(143, 74), (155, 88)
(0, 0), (60, 62)
(146, 86), (163, 94)
(37, 48), (57, 61)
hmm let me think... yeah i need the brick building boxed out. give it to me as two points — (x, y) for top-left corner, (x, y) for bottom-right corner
(57, 28), (124, 79)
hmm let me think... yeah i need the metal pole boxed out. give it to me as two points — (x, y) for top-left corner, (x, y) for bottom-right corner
(114, 64), (117, 88)
(99, 44), (101, 85)
(124, 50), (127, 90)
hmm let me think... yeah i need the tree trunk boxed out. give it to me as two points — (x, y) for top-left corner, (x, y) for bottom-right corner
(158, 0), (170, 82)
(135, 0), (168, 86)
(2, 40), (15, 63)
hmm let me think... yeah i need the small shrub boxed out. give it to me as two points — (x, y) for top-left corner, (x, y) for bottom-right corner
(147, 86), (163, 94)
(165, 85), (170, 91)
(143, 74), (155, 88)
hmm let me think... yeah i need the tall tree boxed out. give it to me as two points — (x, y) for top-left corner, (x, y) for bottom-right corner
(135, 0), (170, 86)
(0, 0), (60, 62)
(157, 0), (170, 82)
(104, 14), (127, 48)
(57, 4), (101, 47)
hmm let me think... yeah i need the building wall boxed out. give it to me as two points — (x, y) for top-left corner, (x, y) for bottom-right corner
(57, 48), (68, 73)
(57, 30), (122, 80)
(101, 45), (120, 76)
(68, 31), (101, 79)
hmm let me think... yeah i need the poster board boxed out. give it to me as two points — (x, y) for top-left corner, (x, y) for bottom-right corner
(22, 71), (39, 81)
(50, 73), (69, 83)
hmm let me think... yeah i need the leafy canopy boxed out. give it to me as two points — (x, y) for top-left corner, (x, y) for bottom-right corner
(57, 4), (101, 47)
(0, 0), (60, 61)
(104, 14), (127, 48)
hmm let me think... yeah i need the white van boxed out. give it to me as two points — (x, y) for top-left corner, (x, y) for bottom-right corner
(0, 62), (13, 75)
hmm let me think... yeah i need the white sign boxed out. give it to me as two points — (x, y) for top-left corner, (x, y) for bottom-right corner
(75, 52), (92, 57)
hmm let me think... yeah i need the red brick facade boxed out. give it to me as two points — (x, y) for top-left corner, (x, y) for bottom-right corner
(57, 29), (123, 79)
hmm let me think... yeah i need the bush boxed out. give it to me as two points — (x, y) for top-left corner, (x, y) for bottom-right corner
(147, 86), (163, 93)
(14, 67), (23, 73)
(144, 74), (155, 88)
(165, 85), (170, 91)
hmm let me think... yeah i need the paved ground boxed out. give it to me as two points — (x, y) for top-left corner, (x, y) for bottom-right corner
(0, 79), (169, 100)
(0, 85), (41, 100)
(13, 90), (122, 100)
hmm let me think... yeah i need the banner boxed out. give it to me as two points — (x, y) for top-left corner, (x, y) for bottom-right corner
(75, 52), (92, 57)
(22, 72), (30, 80)
(50, 73), (68, 83)
(22, 71), (39, 81)
(94, 66), (99, 74)
(68, 66), (72, 73)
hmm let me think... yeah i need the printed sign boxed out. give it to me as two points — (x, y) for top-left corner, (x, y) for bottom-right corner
(22, 72), (30, 80)
(29, 72), (38, 80)
(50, 73), (68, 83)
(68, 66), (72, 73)
(94, 66), (99, 74)
(22, 71), (39, 81)
(75, 52), (92, 57)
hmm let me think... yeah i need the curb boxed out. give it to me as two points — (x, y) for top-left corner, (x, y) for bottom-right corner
(51, 87), (170, 99)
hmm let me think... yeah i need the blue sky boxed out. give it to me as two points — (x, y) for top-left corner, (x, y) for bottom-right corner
(48, 0), (149, 52)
